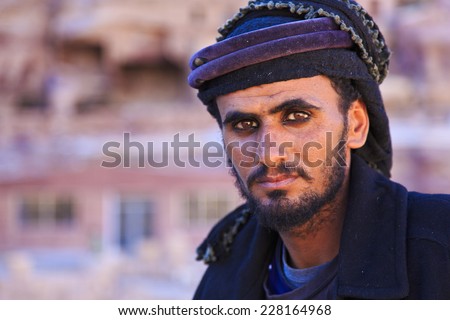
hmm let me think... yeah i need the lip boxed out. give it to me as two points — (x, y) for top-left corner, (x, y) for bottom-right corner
(255, 175), (297, 189)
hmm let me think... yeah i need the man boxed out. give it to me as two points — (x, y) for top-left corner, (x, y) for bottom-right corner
(188, 0), (450, 299)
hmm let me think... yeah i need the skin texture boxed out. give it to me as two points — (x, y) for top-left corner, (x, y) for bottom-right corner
(217, 75), (369, 269)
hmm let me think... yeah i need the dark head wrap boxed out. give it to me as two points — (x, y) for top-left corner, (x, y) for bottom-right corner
(188, 0), (393, 177)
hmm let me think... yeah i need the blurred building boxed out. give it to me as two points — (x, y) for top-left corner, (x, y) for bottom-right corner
(0, 0), (247, 299)
(0, 0), (449, 299)
(362, 0), (450, 192)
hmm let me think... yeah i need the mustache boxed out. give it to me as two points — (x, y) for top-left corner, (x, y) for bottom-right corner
(247, 161), (313, 188)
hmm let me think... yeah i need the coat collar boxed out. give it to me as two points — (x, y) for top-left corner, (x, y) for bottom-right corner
(337, 154), (409, 299)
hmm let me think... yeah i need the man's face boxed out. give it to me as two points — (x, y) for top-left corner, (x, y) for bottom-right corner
(216, 76), (352, 233)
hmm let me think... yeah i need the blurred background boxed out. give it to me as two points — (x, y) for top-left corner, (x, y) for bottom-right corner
(0, 0), (449, 299)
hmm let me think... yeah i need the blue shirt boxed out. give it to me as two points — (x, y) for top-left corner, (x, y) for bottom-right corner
(265, 240), (339, 299)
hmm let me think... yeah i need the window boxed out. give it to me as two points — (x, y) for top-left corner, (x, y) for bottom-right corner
(118, 197), (154, 252)
(116, 60), (184, 103)
(19, 194), (75, 228)
(16, 90), (48, 111)
(59, 41), (104, 68)
(184, 191), (241, 226)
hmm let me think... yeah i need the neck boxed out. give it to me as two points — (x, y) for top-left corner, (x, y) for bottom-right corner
(279, 172), (350, 269)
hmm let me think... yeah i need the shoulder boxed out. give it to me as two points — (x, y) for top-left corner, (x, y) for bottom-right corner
(407, 192), (450, 247)
(405, 192), (450, 298)
(196, 203), (253, 264)
(194, 203), (277, 299)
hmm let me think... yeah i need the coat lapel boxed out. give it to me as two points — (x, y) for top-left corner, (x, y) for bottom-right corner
(337, 155), (410, 299)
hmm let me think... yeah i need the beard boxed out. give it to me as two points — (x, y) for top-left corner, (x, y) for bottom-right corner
(229, 128), (348, 234)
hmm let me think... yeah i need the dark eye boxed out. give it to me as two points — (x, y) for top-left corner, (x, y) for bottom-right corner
(285, 111), (310, 122)
(234, 120), (258, 131)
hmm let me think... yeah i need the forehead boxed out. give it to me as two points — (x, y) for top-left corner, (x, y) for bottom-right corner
(216, 75), (340, 115)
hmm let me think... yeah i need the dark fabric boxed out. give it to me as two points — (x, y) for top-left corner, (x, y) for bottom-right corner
(266, 244), (294, 295)
(405, 193), (450, 299)
(188, 30), (353, 88)
(193, 154), (450, 299)
(218, 1), (390, 81)
(188, 17), (353, 88)
(226, 11), (303, 38)
(189, 17), (338, 71)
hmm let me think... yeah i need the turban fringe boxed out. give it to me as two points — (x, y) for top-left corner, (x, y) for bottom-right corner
(188, 0), (393, 177)
(217, 0), (390, 84)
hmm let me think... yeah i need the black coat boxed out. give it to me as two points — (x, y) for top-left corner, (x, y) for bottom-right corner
(194, 155), (450, 299)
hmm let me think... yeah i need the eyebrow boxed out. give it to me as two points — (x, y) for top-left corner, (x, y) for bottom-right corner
(222, 111), (258, 126)
(268, 98), (321, 115)
(222, 98), (320, 126)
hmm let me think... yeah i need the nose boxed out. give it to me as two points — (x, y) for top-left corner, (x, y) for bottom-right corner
(256, 126), (291, 168)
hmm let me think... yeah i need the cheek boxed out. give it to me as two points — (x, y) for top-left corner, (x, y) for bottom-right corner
(306, 126), (347, 168)
(285, 127), (342, 166)
(280, 129), (325, 162)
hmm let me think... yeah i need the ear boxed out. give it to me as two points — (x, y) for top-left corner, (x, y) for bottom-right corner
(347, 99), (369, 149)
